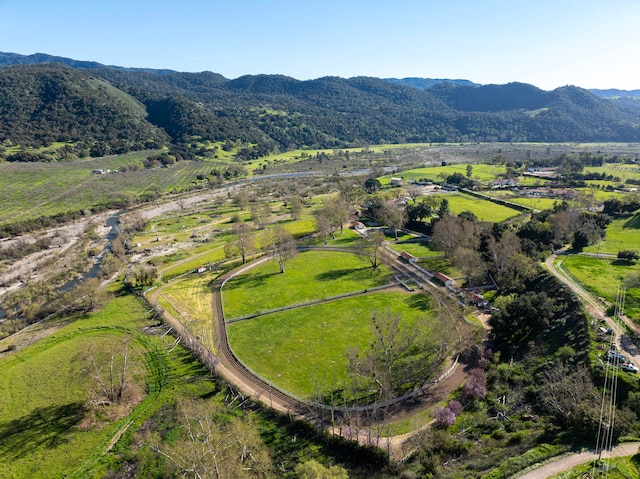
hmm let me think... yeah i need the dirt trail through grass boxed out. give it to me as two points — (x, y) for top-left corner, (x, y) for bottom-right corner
(515, 442), (640, 478)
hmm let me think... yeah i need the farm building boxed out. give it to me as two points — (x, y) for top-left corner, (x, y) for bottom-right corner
(400, 251), (417, 263)
(389, 177), (404, 186)
(462, 290), (489, 308)
(351, 221), (366, 231)
(432, 272), (454, 286)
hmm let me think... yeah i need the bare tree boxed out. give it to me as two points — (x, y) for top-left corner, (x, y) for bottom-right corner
(153, 398), (272, 479)
(289, 196), (304, 220)
(249, 201), (272, 230)
(226, 222), (255, 264)
(314, 213), (333, 245)
(379, 202), (408, 240)
(430, 215), (478, 258)
(486, 230), (521, 278)
(81, 340), (136, 405)
(75, 277), (109, 312)
(121, 211), (147, 234)
(347, 309), (412, 400)
(452, 247), (484, 287)
(355, 229), (386, 270)
(321, 196), (351, 237)
(262, 225), (297, 273)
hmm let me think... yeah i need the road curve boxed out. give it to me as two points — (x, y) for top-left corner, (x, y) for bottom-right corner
(210, 261), (308, 416)
(516, 442), (640, 479)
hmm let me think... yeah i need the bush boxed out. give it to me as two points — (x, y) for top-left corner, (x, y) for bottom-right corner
(618, 250), (640, 261)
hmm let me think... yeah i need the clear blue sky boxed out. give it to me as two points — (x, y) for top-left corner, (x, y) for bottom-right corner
(1, 0), (639, 90)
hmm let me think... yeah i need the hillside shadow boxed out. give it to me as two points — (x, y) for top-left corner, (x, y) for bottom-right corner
(623, 214), (640, 229)
(0, 402), (85, 460)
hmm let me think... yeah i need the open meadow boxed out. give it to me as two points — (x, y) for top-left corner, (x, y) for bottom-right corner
(226, 291), (436, 398)
(584, 212), (640, 255)
(558, 255), (640, 320)
(379, 163), (507, 185)
(583, 164), (640, 183)
(222, 250), (394, 319)
(157, 274), (216, 351)
(0, 151), (222, 226)
(444, 193), (522, 222)
(0, 292), (210, 478)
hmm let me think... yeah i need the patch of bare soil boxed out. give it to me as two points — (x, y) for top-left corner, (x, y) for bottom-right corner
(0, 318), (72, 358)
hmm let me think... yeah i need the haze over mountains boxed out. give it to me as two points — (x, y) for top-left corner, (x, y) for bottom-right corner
(1, 51), (640, 162)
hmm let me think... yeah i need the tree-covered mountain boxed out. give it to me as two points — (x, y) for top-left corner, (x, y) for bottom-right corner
(385, 77), (480, 89)
(589, 88), (640, 120)
(0, 64), (169, 157)
(1, 52), (639, 162)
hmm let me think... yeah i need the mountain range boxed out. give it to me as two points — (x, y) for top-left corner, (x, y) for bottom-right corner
(1, 51), (639, 161)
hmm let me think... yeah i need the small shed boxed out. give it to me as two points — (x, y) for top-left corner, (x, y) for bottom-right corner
(400, 251), (417, 264)
(432, 272), (454, 286)
(389, 177), (404, 186)
(352, 221), (366, 231)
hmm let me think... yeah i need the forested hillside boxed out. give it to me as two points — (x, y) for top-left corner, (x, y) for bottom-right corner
(1, 52), (640, 162)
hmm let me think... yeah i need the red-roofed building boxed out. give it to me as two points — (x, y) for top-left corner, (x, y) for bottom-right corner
(433, 272), (454, 286)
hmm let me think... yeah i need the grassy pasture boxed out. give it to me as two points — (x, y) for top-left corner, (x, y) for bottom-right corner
(0, 293), (209, 478)
(496, 195), (562, 211)
(418, 256), (462, 279)
(584, 213), (640, 254)
(445, 193), (522, 222)
(243, 142), (434, 171)
(389, 239), (441, 258)
(227, 291), (435, 397)
(222, 250), (393, 319)
(157, 274), (216, 351)
(584, 164), (640, 182)
(559, 255), (640, 320)
(379, 163), (506, 184)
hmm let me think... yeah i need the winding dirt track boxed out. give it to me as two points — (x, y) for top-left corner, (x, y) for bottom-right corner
(208, 249), (469, 420)
(516, 442), (640, 479)
(210, 257), (307, 416)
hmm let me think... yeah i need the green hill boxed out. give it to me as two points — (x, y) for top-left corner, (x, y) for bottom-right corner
(1, 52), (640, 162)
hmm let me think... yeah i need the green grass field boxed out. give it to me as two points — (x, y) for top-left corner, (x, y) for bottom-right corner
(157, 274), (216, 351)
(584, 164), (640, 183)
(222, 250), (393, 319)
(445, 193), (522, 222)
(379, 163), (507, 185)
(549, 456), (640, 479)
(559, 255), (640, 320)
(227, 291), (435, 398)
(0, 292), (210, 478)
(584, 213), (640, 255)
(389, 240), (442, 258)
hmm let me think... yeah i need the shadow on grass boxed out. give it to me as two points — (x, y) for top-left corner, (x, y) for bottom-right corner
(226, 271), (280, 289)
(623, 214), (640, 229)
(0, 402), (86, 460)
(404, 293), (431, 311)
(612, 259), (636, 266)
(315, 268), (360, 282)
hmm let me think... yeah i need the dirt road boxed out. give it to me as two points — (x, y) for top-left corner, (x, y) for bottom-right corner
(516, 442), (640, 479)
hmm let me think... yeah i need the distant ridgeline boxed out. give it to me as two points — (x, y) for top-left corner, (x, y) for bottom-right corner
(1, 51), (640, 162)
